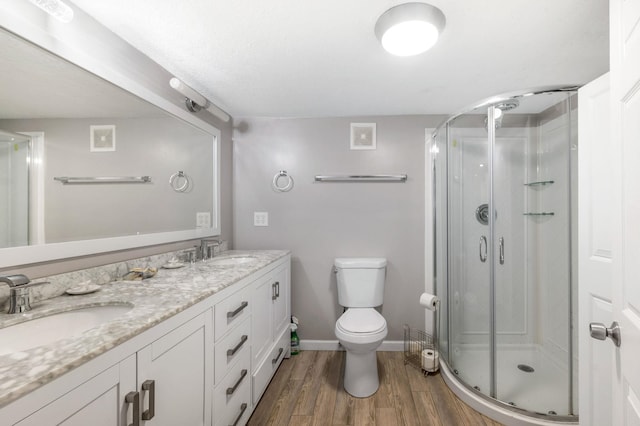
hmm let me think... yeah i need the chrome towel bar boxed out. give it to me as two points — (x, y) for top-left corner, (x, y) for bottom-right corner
(314, 174), (407, 182)
(54, 176), (152, 184)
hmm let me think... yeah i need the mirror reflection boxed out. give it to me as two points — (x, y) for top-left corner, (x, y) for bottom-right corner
(0, 29), (215, 249)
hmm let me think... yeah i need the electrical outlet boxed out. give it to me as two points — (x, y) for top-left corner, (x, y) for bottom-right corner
(254, 212), (269, 227)
(196, 212), (211, 228)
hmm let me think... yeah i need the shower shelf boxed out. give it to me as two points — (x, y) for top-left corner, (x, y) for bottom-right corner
(523, 212), (555, 216)
(524, 180), (555, 187)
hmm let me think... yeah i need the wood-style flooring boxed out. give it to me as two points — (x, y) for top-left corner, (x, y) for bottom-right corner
(248, 351), (503, 425)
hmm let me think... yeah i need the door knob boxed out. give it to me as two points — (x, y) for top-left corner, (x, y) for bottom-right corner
(590, 321), (621, 347)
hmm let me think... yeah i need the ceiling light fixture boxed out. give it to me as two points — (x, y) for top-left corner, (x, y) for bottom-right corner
(375, 2), (446, 57)
(28, 0), (74, 23)
(169, 77), (230, 122)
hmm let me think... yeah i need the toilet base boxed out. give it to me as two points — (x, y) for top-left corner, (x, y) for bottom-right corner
(343, 349), (380, 398)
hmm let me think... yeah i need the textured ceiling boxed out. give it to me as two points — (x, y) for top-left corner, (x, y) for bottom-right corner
(69, 0), (609, 118)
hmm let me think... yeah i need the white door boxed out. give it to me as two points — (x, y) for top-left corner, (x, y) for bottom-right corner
(610, 0), (640, 424)
(578, 73), (612, 425)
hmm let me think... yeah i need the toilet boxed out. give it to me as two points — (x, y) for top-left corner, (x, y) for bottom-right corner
(334, 257), (388, 398)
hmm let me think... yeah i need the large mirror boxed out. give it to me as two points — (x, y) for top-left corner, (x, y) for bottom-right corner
(0, 28), (219, 267)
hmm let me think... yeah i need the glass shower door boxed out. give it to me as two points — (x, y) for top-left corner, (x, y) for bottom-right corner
(446, 114), (491, 395)
(492, 94), (574, 415)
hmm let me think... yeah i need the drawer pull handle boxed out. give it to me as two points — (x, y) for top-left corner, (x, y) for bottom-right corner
(227, 335), (248, 357)
(125, 391), (140, 426)
(272, 347), (284, 365)
(227, 301), (249, 318)
(226, 369), (248, 395)
(229, 402), (248, 426)
(141, 379), (155, 420)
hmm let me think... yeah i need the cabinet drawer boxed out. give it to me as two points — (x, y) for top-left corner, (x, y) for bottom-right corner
(214, 316), (251, 385)
(214, 348), (251, 426)
(252, 327), (289, 405)
(214, 286), (251, 340)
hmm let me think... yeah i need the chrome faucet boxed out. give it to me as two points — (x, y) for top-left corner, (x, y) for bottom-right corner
(0, 274), (48, 314)
(200, 239), (222, 261)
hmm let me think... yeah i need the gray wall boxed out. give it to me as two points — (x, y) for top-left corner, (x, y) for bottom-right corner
(233, 115), (444, 341)
(1, 117), (213, 243)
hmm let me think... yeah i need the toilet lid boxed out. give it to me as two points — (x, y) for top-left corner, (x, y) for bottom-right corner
(337, 308), (386, 334)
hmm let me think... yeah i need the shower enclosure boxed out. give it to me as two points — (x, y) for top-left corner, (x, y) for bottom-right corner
(0, 129), (31, 248)
(431, 87), (578, 423)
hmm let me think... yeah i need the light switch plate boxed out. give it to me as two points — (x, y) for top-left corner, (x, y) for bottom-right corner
(254, 212), (269, 227)
(196, 212), (211, 228)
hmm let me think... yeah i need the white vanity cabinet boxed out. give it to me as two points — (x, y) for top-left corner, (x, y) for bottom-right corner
(251, 262), (291, 404)
(14, 355), (137, 426)
(2, 253), (291, 426)
(12, 310), (211, 426)
(136, 311), (212, 426)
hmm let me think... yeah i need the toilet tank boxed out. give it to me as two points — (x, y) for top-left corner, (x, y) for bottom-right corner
(335, 258), (387, 307)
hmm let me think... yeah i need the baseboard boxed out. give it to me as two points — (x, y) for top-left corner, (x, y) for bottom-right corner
(300, 339), (404, 351)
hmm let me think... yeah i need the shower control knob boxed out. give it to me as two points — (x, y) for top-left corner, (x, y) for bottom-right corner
(590, 321), (621, 347)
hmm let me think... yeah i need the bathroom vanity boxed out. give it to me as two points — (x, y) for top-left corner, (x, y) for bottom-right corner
(0, 250), (291, 426)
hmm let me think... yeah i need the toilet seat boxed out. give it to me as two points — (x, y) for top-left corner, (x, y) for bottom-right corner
(335, 308), (387, 345)
(336, 308), (386, 334)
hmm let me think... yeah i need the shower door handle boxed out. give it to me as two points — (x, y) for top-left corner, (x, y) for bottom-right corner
(499, 237), (504, 265)
(479, 236), (487, 263)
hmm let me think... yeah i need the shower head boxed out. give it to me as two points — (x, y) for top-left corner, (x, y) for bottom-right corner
(493, 99), (520, 112)
(485, 99), (520, 131)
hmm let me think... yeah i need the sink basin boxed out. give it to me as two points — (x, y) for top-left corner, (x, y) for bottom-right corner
(211, 256), (258, 266)
(0, 303), (133, 356)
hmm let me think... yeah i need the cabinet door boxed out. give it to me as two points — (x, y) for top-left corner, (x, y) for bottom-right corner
(137, 311), (212, 426)
(251, 274), (275, 367)
(16, 355), (136, 426)
(271, 264), (290, 340)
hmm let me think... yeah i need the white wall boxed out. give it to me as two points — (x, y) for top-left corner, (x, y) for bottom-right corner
(233, 115), (445, 341)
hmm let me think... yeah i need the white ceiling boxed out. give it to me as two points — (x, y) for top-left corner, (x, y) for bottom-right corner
(70, 0), (609, 118)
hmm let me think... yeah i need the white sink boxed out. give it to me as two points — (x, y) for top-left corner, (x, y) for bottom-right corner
(211, 256), (258, 266)
(0, 303), (133, 356)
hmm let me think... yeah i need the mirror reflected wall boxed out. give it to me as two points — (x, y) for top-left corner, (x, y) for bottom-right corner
(0, 1), (227, 270)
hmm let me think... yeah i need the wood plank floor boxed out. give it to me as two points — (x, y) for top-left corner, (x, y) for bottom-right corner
(248, 351), (503, 426)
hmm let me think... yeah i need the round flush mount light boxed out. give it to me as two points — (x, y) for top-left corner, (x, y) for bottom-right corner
(375, 2), (446, 57)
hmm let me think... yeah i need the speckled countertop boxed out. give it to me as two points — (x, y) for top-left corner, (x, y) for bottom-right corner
(0, 249), (289, 408)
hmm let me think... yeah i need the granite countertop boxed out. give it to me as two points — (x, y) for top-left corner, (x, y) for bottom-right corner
(0, 249), (289, 408)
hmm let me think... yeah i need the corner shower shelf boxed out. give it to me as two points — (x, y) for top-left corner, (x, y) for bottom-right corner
(524, 180), (555, 187)
(523, 212), (555, 216)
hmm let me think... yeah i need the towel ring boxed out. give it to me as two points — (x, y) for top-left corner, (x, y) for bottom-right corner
(272, 170), (294, 192)
(169, 171), (191, 192)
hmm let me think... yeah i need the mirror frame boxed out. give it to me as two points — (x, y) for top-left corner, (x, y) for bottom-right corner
(0, 2), (221, 268)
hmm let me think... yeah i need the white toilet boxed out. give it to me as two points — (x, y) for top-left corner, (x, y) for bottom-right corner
(334, 257), (388, 398)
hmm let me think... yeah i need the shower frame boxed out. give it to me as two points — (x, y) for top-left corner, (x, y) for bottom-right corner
(430, 86), (579, 424)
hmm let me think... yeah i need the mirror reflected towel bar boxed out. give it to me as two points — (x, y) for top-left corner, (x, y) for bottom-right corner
(314, 174), (407, 182)
(54, 176), (152, 184)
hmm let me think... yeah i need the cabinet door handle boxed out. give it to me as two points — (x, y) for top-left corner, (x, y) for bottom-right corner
(141, 379), (155, 420)
(275, 281), (280, 298)
(226, 369), (248, 395)
(227, 335), (248, 357)
(229, 402), (248, 426)
(272, 282), (277, 301)
(227, 301), (249, 318)
(125, 391), (140, 426)
(499, 237), (505, 265)
(272, 347), (284, 365)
